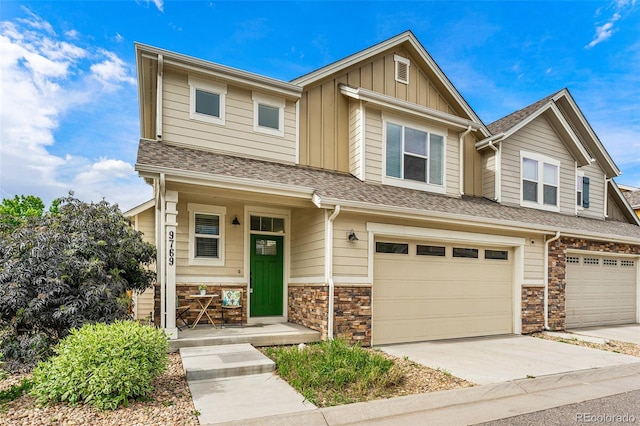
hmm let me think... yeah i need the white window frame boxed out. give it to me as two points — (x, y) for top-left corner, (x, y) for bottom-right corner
(576, 170), (585, 211)
(252, 92), (285, 137)
(394, 55), (410, 85)
(382, 113), (447, 194)
(188, 203), (227, 266)
(520, 151), (560, 212)
(188, 75), (227, 126)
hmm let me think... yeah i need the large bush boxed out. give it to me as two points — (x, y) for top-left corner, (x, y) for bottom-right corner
(30, 321), (169, 410)
(0, 195), (156, 370)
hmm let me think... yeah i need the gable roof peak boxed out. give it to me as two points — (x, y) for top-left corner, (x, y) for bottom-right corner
(487, 89), (565, 135)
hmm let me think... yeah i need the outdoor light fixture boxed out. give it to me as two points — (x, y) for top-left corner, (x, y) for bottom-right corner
(348, 230), (359, 242)
(232, 216), (241, 227)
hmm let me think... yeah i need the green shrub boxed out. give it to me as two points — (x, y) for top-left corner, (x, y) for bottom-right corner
(30, 320), (168, 410)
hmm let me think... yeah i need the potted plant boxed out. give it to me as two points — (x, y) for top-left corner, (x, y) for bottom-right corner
(198, 284), (207, 295)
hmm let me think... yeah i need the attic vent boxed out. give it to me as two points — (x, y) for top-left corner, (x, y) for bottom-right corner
(394, 55), (410, 85)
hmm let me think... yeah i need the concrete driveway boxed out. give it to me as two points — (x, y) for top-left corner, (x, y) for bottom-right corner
(568, 324), (640, 345)
(379, 334), (640, 385)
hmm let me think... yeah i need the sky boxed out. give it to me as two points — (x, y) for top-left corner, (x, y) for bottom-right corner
(0, 0), (639, 212)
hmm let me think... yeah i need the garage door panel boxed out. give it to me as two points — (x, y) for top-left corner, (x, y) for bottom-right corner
(566, 255), (637, 328)
(373, 241), (513, 345)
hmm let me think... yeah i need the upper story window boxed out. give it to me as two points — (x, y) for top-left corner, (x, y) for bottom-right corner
(576, 171), (590, 209)
(188, 203), (226, 266)
(384, 116), (446, 194)
(520, 151), (560, 212)
(252, 92), (285, 137)
(188, 76), (227, 126)
(394, 55), (410, 85)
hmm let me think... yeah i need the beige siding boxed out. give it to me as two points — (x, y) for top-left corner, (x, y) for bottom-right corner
(333, 214), (369, 278)
(348, 100), (363, 179)
(500, 116), (576, 214)
(161, 70), (296, 164)
(299, 48), (461, 173)
(445, 130), (460, 198)
(578, 163), (605, 220)
(607, 192), (629, 222)
(174, 197), (245, 279)
(464, 132), (483, 196)
(132, 208), (156, 320)
(482, 150), (496, 200)
(364, 108), (383, 183)
(524, 236), (544, 281)
(290, 208), (325, 278)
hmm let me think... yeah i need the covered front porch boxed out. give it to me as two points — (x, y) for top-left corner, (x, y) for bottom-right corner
(171, 322), (321, 350)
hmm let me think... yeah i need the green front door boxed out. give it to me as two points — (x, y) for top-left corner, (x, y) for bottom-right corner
(250, 234), (284, 316)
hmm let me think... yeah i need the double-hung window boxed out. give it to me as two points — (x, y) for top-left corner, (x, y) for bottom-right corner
(384, 117), (446, 193)
(252, 92), (285, 137)
(520, 151), (560, 211)
(188, 76), (227, 125)
(188, 204), (226, 266)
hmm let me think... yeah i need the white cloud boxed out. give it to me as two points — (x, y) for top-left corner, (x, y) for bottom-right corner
(151, 0), (164, 12)
(585, 0), (634, 49)
(0, 9), (149, 211)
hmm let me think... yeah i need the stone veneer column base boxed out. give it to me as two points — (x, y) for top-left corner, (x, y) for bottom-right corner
(521, 286), (544, 334)
(334, 286), (372, 346)
(288, 285), (329, 339)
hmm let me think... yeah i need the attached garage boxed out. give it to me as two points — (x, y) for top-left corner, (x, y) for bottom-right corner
(372, 239), (514, 345)
(565, 254), (638, 328)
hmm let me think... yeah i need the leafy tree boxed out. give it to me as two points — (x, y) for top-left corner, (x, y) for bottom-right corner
(0, 195), (60, 231)
(0, 195), (156, 371)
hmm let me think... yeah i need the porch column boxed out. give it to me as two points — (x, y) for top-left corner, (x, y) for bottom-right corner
(165, 190), (179, 339)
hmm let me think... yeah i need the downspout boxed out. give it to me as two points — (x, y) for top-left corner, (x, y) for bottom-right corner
(544, 231), (561, 330)
(459, 126), (472, 196)
(156, 54), (163, 140)
(326, 205), (341, 340)
(604, 176), (611, 219)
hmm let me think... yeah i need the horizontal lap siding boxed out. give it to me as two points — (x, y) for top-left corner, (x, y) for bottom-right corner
(134, 208), (156, 320)
(501, 116), (575, 214)
(290, 209), (325, 278)
(482, 150), (495, 200)
(333, 215), (369, 278)
(349, 100), (363, 179)
(524, 236), (544, 281)
(365, 109), (383, 183)
(446, 130), (460, 197)
(578, 162), (605, 219)
(162, 72), (296, 164)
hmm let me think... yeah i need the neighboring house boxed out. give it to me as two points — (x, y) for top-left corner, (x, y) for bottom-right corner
(620, 185), (640, 218)
(131, 31), (640, 345)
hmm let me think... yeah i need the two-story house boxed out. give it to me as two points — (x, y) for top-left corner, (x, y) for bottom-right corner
(128, 31), (640, 345)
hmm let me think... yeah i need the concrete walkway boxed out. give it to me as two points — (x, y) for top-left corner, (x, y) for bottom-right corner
(568, 324), (640, 345)
(182, 335), (640, 425)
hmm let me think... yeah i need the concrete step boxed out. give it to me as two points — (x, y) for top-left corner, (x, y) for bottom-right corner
(180, 343), (275, 381)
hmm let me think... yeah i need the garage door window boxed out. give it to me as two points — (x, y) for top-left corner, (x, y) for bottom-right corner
(567, 256), (580, 264)
(621, 260), (635, 267)
(416, 245), (445, 256)
(584, 257), (600, 265)
(376, 242), (409, 254)
(603, 259), (618, 266)
(485, 250), (508, 260)
(453, 247), (478, 258)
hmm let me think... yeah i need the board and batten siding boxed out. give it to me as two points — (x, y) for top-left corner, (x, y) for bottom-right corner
(607, 192), (630, 222)
(161, 70), (297, 164)
(290, 208), (326, 279)
(482, 150), (496, 200)
(577, 163), (605, 219)
(500, 115), (576, 215)
(299, 48), (460, 173)
(333, 215), (369, 278)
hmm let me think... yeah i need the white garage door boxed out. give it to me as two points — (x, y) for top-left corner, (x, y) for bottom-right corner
(566, 254), (637, 328)
(373, 240), (513, 345)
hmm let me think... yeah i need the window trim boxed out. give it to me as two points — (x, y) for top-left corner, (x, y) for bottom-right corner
(576, 170), (584, 211)
(188, 76), (227, 126)
(382, 114), (447, 194)
(252, 92), (285, 137)
(188, 203), (227, 266)
(520, 151), (560, 212)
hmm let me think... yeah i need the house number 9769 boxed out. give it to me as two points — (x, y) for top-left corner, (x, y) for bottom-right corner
(168, 230), (175, 266)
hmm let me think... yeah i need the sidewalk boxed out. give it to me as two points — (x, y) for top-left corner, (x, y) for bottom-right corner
(209, 362), (640, 425)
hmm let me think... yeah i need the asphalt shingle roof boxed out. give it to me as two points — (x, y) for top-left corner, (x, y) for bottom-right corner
(137, 139), (640, 241)
(487, 92), (559, 135)
(624, 190), (640, 209)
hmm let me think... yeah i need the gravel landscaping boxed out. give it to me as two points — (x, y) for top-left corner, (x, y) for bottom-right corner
(0, 353), (198, 426)
(533, 333), (640, 358)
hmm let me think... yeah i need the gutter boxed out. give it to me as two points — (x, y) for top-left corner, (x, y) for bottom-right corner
(459, 126), (472, 195)
(156, 54), (163, 140)
(544, 231), (561, 330)
(326, 205), (341, 340)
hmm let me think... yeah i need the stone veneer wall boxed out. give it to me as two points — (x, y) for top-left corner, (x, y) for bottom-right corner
(334, 287), (372, 346)
(547, 237), (640, 330)
(521, 286), (544, 334)
(288, 285), (329, 338)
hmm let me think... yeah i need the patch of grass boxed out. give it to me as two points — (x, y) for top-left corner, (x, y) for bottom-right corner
(0, 378), (33, 404)
(263, 339), (403, 407)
